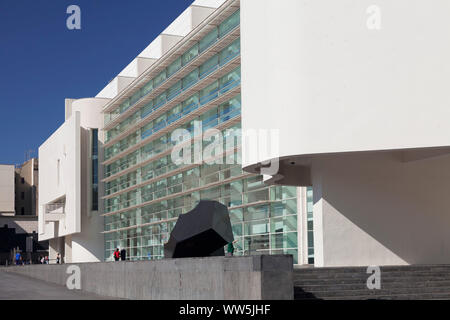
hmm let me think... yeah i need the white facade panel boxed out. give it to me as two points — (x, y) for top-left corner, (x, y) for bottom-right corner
(38, 112), (81, 241)
(96, 76), (135, 99)
(241, 0), (450, 168)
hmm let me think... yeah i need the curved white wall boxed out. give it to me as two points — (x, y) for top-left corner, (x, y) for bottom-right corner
(241, 0), (450, 267)
(241, 0), (450, 169)
(71, 98), (108, 129)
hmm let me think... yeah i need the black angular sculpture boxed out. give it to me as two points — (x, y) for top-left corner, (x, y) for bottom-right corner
(164, 200), (234, 258)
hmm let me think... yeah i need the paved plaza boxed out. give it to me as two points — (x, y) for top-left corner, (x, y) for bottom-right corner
(0, 271), (110, 300)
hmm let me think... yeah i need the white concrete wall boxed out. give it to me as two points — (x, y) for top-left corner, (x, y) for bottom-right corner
(71, 98), (108, 129)
(38, 112), (81, 241)
(118, 58), (156, 78)
(241, 0), (450, 169)
(240, 0), (450, 267)
(163, 5), (217, 37)
(138, 34), (183, 60)
(0, 165), (14, 215)
(39, 97), (107, 262)
(312, 151), (450, 267)
(96, 76), (135, 99)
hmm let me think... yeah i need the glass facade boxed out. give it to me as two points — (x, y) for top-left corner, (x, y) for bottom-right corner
(92, 129), (99, 211)
(101, 9), (313, 265)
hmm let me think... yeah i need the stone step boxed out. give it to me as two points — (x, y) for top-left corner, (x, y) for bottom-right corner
(294, 265), (450, 273)
(294, 271), (450, 281)
(295, 276), (450, 286)
(296, 280), (450, 291)
(293, 265), (450, 300)
(294, 285), (450, 298)
(317, 292), (450, 300)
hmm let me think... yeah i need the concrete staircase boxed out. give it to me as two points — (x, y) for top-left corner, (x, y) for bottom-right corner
(294, 265), (450, 300)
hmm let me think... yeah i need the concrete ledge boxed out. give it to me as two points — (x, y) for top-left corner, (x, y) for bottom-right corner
(2, 255), (293, 300)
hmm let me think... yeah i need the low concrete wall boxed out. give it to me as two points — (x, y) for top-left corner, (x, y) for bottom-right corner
(2, 255), (293, 300)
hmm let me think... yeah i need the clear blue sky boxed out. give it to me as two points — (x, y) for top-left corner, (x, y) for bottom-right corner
(0, 0), (192, 165)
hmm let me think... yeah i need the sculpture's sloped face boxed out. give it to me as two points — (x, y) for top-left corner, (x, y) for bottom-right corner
(164, 200), (234, 258)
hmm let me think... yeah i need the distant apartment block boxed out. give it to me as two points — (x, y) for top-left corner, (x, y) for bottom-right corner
(15, 158), (38, 216)
(0, 165), (15, 216)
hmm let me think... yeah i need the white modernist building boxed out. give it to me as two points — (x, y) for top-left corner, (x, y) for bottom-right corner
(39, 0), (450, 267)
(39, 0), (312, 264)
(38, 98), (108, 263)
(241, 0), (450, 267)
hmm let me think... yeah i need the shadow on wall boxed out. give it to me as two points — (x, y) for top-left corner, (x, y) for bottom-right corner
(313, 149), (450, 266)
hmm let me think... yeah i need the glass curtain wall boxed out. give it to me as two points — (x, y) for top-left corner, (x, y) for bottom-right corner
(102, 9), (313, 265)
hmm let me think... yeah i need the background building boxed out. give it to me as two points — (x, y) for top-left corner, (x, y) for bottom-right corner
(0, 165), (15, 217)
(15, 158), (38, 216)
(0, 161), (48, 264)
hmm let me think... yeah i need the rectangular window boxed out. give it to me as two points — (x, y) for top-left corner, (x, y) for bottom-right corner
(182, 69), (198, 90)
(219, 9), (240, 37)
(199, 28), (218, 53)
(92, 129), (99, 211)
(166, 81), (182, 101)
(182, 43), (199, 66)
(129, 90), (141, 106)
(219, 66), (241, 93)
(220, 38), (240, 66)
(142, 80), (153, 96)
(57, 160), (60, 186)
(153, 71), (167, 88)
(120, 100), (130, 114)
(199, 81), (219, 105)
(141, 101), (153, 119)
(199, 55), (219, 79)
(167, 57), (182, 78)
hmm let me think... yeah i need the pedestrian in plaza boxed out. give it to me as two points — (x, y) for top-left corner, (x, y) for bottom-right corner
(226, 240), (238, 257)
(113, 248), (120, 261)
(56, 253), (61, 264)
(15, 252), (21, 265)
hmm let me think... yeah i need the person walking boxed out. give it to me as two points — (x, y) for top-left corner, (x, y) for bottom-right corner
(56, 253), (61, 264)
(113, 248), (120, 261)
(120, 248), (127, 261)
(15, 252), (21, 266)
(227, 240), (238, 257)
